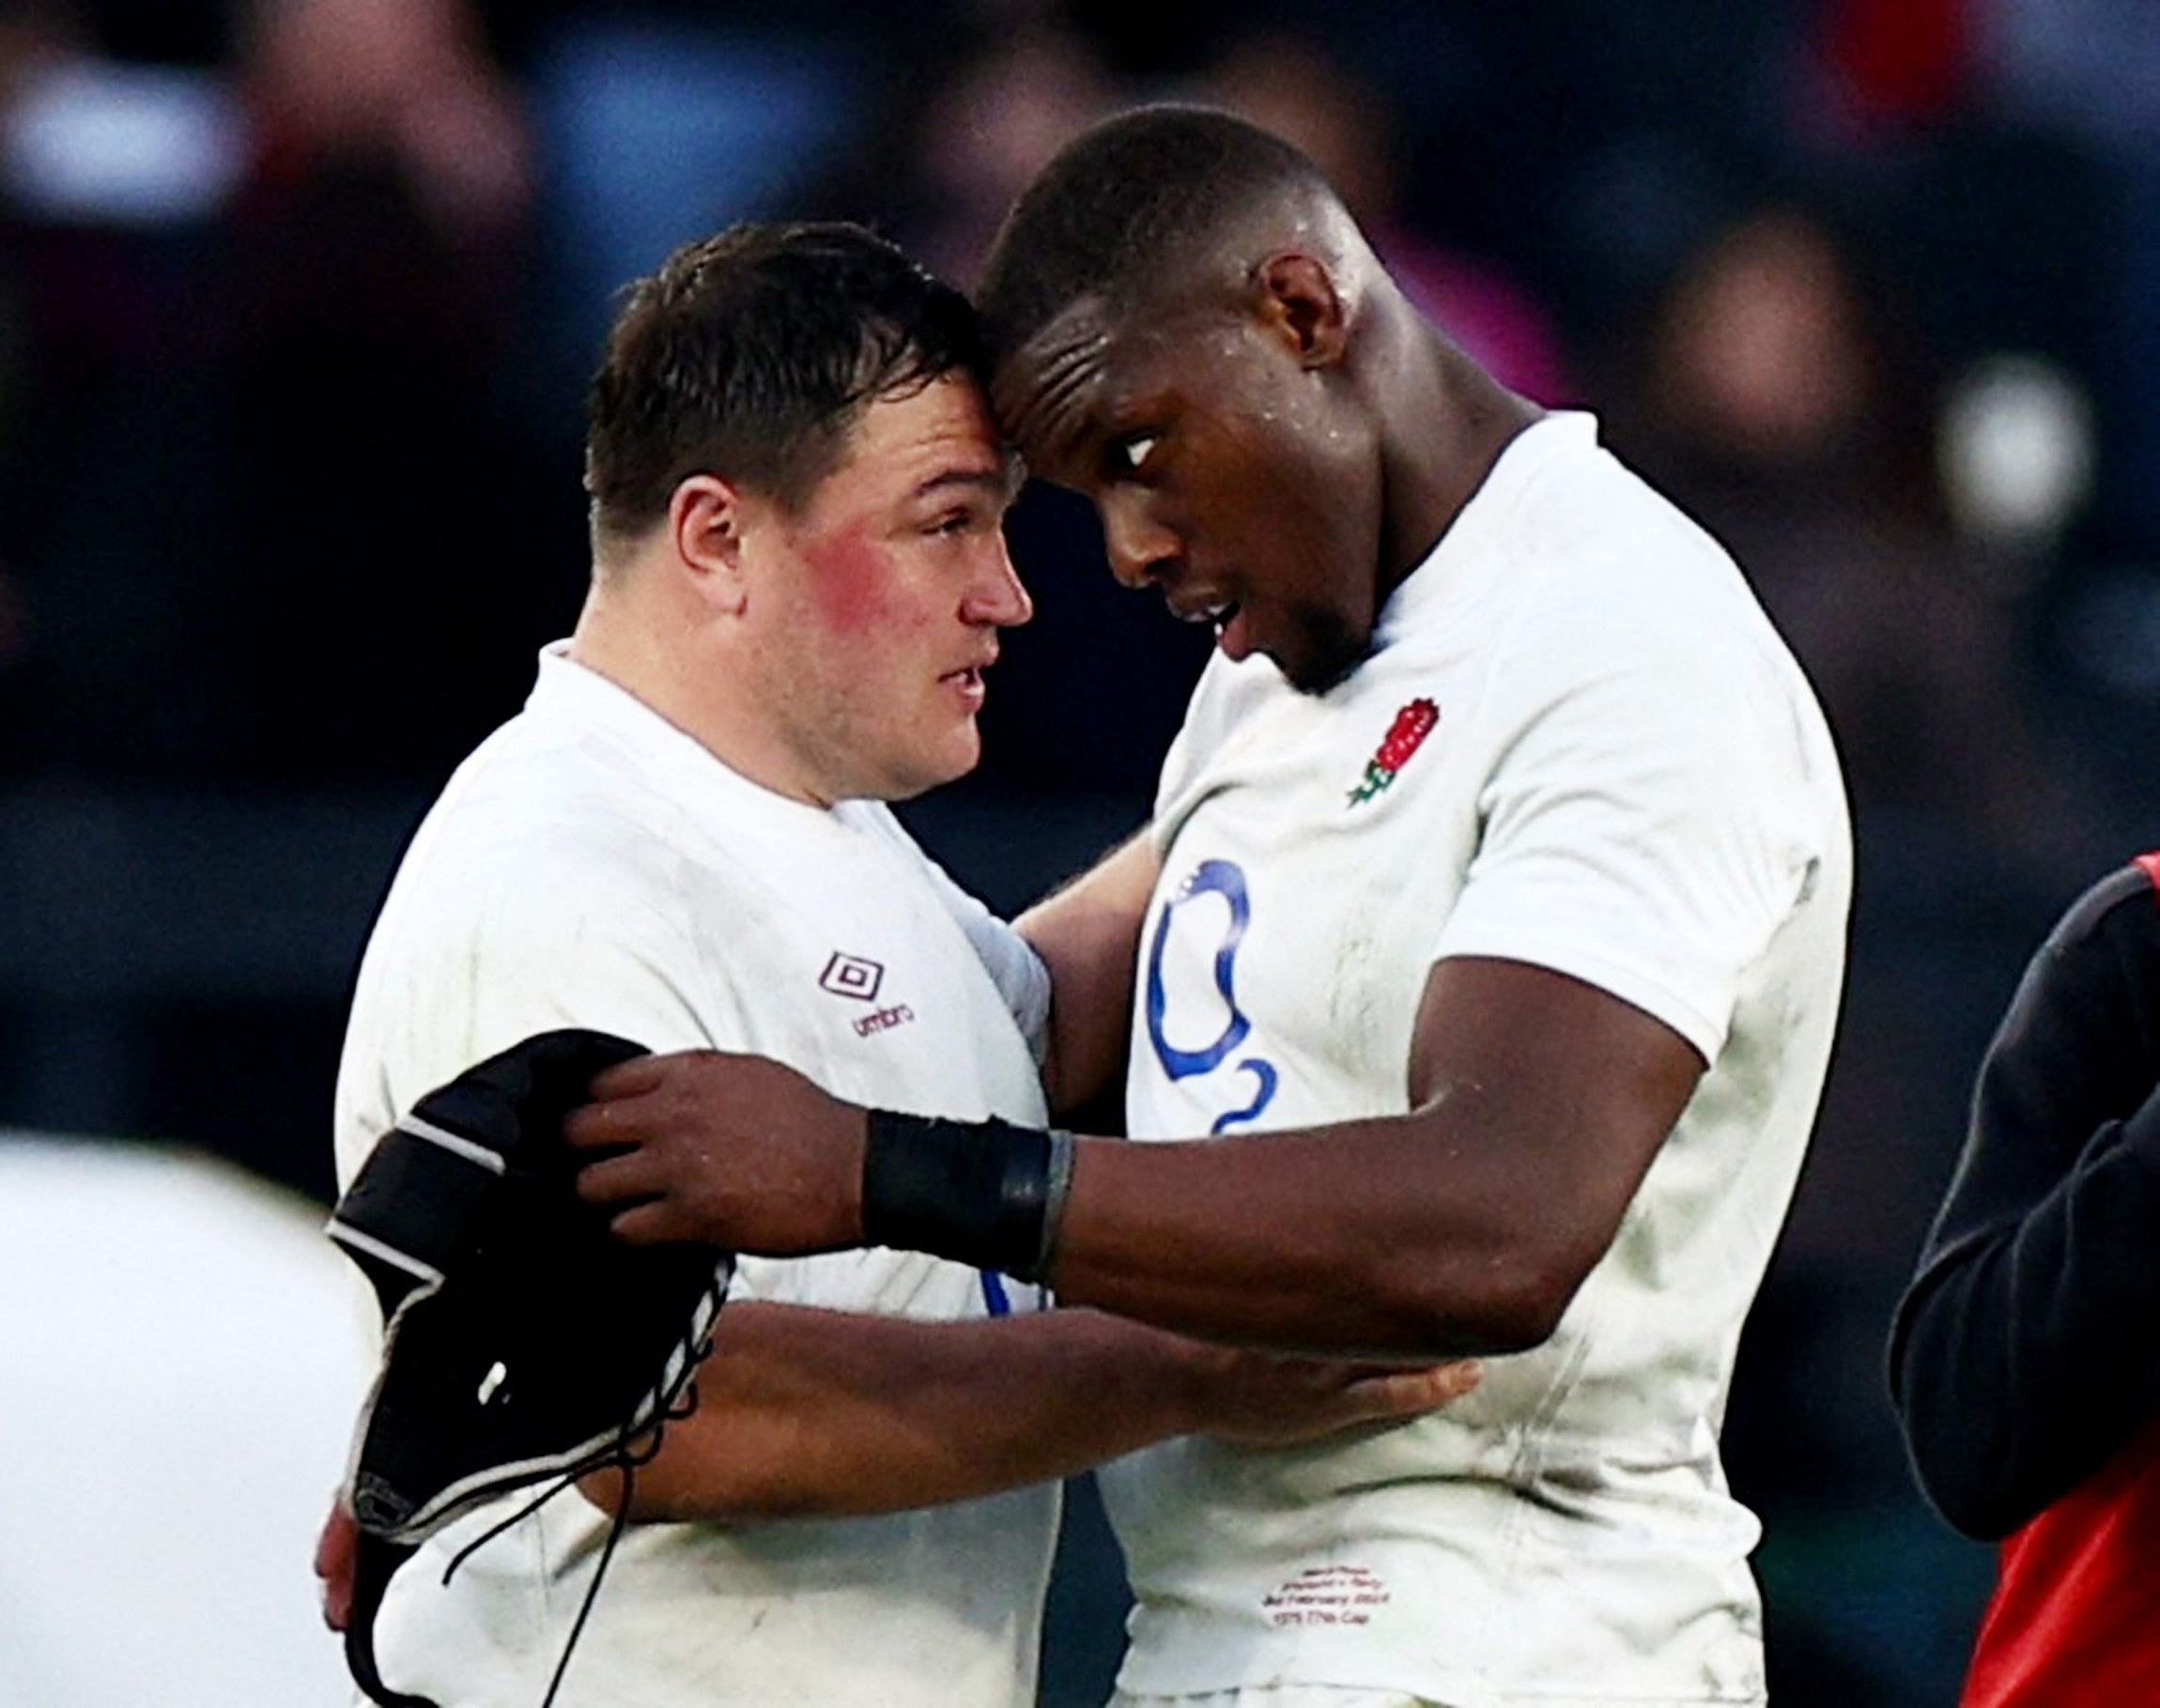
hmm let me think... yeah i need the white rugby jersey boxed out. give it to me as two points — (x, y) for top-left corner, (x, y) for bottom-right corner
(334, 645), (1057, 1708)
(1103, 414), (1851, 1707)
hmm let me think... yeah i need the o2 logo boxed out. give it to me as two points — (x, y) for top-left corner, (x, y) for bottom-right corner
(1145, 858), (1280, 1133)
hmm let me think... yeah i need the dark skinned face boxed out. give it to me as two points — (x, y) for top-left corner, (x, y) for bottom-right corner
(994, 288), (1385, 694)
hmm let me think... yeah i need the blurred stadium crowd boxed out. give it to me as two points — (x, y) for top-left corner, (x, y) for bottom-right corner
(5, 0), (2160, 1702)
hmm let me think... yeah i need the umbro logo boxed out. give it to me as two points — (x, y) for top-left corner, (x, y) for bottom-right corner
(820, 951), (915, 1038)
(819, 951), (884, 1001)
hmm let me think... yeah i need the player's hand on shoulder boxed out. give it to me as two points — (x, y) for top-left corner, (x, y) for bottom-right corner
(1180, 1344), (1482, 1446)
(566, 1049), (865, 1253)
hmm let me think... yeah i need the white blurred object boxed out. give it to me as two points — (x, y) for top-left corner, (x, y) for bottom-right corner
(2, 58), (248, 224)
(0, 1136), (370, 1708)
(1937, 352), (2096, 557)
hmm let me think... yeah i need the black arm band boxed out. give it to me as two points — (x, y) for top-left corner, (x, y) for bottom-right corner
(859, 1112), (1074, 1284)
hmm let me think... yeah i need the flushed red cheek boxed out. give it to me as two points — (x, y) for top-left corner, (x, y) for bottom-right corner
(799, 527), (916, 638)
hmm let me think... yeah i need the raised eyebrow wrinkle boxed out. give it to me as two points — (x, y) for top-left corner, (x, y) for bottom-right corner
(1000, 323), (1111, 464)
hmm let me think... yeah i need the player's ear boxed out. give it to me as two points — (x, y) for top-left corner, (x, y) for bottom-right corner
(668, 473), (750, 616)
(1251, 252), (1350, 370)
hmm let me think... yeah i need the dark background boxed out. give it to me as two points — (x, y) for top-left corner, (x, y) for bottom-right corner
(7, 1), (2160, 1700)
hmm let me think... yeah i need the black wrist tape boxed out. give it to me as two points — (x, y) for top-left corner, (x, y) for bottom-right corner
(859, 1113), (1074, 1283)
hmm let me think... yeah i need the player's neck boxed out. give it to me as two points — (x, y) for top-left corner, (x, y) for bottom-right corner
(1374, 311), (1545, 597)
(567, 576), (835, 809)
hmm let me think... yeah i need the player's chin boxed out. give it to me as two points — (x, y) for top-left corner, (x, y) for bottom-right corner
(1277, 610), (1374, 696)
(880, 720), (982, 802)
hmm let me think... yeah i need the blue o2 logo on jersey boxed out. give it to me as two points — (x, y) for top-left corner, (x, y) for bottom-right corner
(1145, 858), (1280, 1133)
(1147, 861), (1251, 1077)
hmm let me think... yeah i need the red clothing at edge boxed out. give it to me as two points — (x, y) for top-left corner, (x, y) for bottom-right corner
(1959, 1276), (2160, 1703)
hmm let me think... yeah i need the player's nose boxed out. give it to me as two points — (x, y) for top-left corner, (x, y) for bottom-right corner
(1100, 487), (1180, 591)
(963, 533), (1033, 628)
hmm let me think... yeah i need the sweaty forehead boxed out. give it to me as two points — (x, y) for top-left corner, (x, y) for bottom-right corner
(995, 290), (1236, 478)
(991, 296), (1120, 472)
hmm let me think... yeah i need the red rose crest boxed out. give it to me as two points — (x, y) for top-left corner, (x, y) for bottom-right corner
(1347, 698), (1440, 806)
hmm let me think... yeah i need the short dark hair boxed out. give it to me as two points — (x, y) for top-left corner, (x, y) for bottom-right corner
(977, 105), (1332, 366)
(584, 222), (985, 545)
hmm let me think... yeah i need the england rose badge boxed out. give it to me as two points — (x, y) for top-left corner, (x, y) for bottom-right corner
(1347, 698), (1439, 806)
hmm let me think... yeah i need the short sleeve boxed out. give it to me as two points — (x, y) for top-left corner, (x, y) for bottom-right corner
(858, 806), (1052, 1066)
(945, 898), (1053, 1068)
(1435, 601), (1829, 1064)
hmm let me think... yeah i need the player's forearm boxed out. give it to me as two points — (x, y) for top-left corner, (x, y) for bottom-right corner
(1016, 833), (1155, 1116)
(1032, 956), (1690, 1357)
(851, 1022), (1678, 1357)
(856, 1106), (1573, 1359)
(1041, 1116), (1602, 1360)
(584, 1300), (1213, 1524)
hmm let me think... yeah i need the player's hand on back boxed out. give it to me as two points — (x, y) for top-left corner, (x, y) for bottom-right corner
(1179, 1343), (1482, 1446)
(567, 1050), (865, 1252)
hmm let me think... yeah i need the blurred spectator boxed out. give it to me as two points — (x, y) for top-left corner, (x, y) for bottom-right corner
(243, 0), (527, 239)
(892, 22), (1117, 289)
(0, 0), (563, 788)
(208, 0), (572, 786)
(1196, 25), (1570, 404)
(1615, 198), (2097, 882)
(0, 5), (245, 779)
(524, 10), (863, 389)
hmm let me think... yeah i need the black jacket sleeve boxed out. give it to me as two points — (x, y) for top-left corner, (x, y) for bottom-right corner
(1888, 862), (2160, 1540)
